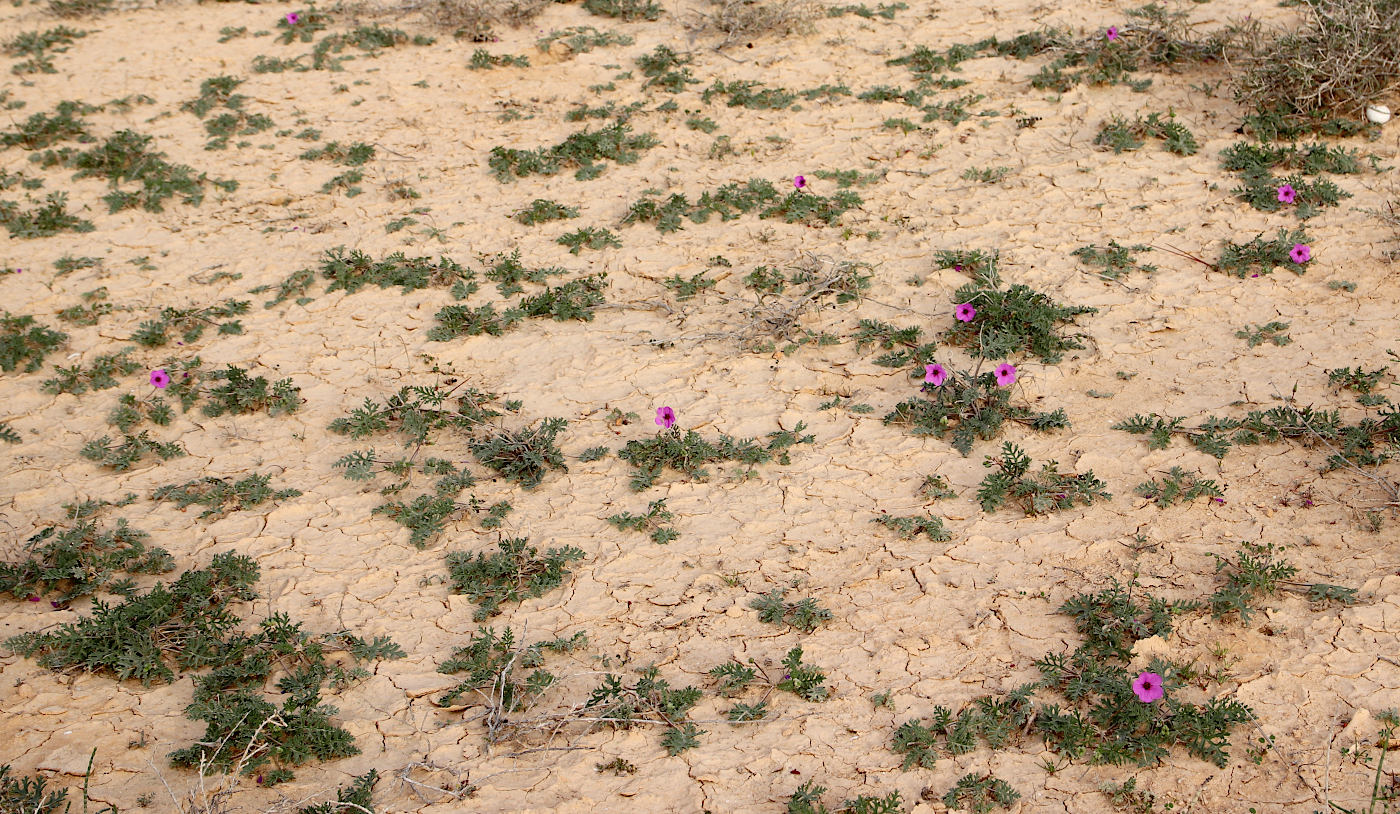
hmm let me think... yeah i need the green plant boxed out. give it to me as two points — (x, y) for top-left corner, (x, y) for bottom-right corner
(617, 422), (813, 490)
(883, 368), (1068, 456)
(1072, 241), (1158, 279)
(0, 512), (172, 604)
(1217, 228), (1313, 277)
(513, 198), (579, 225)
(469, 48), (530, 68)
(297, 770), (379, 814)
(775, 646), (829, 701)
(0, 763), (71, 813)
(585, 666), (702, 753)
(0, 192), (95, 238)
(537, 26), (634, 55)
(1331, 710), (1400, 814)
(80, 431), (187, 470)
(41, 347), (137, 394)
(636, 44), (697, 92)
(557, 226), (622, 254)
(1094, 112), (1199, 155)
(1134, 467), (1223, 508)
(623, 179), (862, 231)
(489, 122), (658, 181)
(872, 513), (951, 541)
(130, 299), (248, 347)
(1219, 141), (1363, 176)
(581, 0), (662, 21)
(56, 287), (115, 327)
(607, 498), (678, 544)
(661, 272), (716, 300)
(0, 99), (93, 149)
(976, 442), (1111, 515)
(469, 417), (568, 489)
(750, 588), (832, 633)
(943, 773), (1020, 813)
(200, 364), (301, 417)
(436, 627), (587, 726)
(1207, 541), (1356, 623)
(943, 256), (1097, 362)
(1236, 321), (1292, 348)
(61, 129), (237, 212)
(960, 166), (1010, 184)
(153, 473), (302, 520)
(785, 781), (906, 814)
(445, 537), (585, 620)
(4, 26), (88, 74)
(300, 140), (376, 166)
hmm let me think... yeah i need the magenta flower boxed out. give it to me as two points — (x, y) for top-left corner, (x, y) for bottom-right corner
(655, 406), (676, 429)
(954, 303), (977, 322)
(1132, 671), (1165, 703)
(924, 363), (948, 387)
(1276, 184), (1296, 204)
(994, 363), (1017, 387)
(285, 12), (300, 24)
(793, 175), (806, 190)
(1290, 243), (1311, 264)
(149, 369), (170, 389)
(1106, 26), (1119, 41)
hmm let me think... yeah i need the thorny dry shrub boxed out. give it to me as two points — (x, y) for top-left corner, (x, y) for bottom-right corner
(1233, 0), (1400, 120)
(418, 0), (550, 41)
(686, 0), (821, 47)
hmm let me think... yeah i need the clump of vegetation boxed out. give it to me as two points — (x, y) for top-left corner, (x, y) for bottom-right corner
(0, 511), (172, 604)
(200, 364), (302, 417)
(181, 76), (274, 150)
(852, 319), (938, 370)
(1094, 111), (1199, 155)
(469, 48), (530, 68)
(57, 129), (237, 212)
(513, 198), (579, 225)
(581, 0), (662, 22)
(0, 191), (94, 238)
(153, 473), (302, 519)
(1236, 321), (1292, 348)
(41, 348), (137, 395)
(488, 122), (658, 181)
(424, 0), (549, 42)
(1072, 241), (1158, 279)
(617, 421), (814, 490)
(130, 299), (248, 347)
(751, 588), (832, 633)
(469, 417), (569, 489)
(0, 764), (72, 814)
(607, 498), (678, 544)
(976, 441), (1110, 515)
(557, 226), (622, 254)
(1134, 466), (1223, 508)
(297, 771), (380, 814)
(883, 368), (1069, 456)
(4, 26), (88, 74)
(1232, 0), (1400, 127)
(1215, 227), (1314, 277)
(436, 627), (586, 714)
(942, 255), (1096, 362)
(1208, 541), (1356, 623)
(872, 513), (951, 541)
(586, 667), (704, 754)
(687, 0), (818, 47)
(80, 430), (186, 471)
(942, 773), (1020, 813)
(623, 178), (861, 231)
(537, 26), (634, 56)
(445, 537), (585, 620)
(785, 781), (905, 814)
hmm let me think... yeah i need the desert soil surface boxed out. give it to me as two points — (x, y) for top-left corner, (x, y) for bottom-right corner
(1, 0), (1399, 812)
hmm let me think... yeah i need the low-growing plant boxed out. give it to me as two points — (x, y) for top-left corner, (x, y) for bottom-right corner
(1235, 321), (1292, 348)
(537, 26), (634, 55)
(883, 367), (1068, 456)
(557, 226), (622, 254)
(297, 770), (380, 814)
(687, 0), (818, 47)
(872, 513), (951, 541)
(513, 198), (579, 225)
(585, 666), (703, 754)
(623, 179), (861, 231)
(445, 537), (585, 620)
(750, 588), (832, 633)
(200, 364), (301, 417)
(469, 48), (530, 68)
(1214, 228), (1314, 277)
(606, 498), (678, 544)
(943, 773), (1020, 813)
(852, 319), (938, 369)
(943, 257), (1097, 362)
(0, 191), (95, 238)
(130, 299), (248, 347)
(1232, 172), (1349, 220)
(56, 286), (115, 327)
(1208, 541), (1356, 623)
(468, 417), (568, 489)
(300, 140), (375, 166)
(617, 421), (814, 490)
(786, 782), (905, 814)
(1134, 466), (1223, 508)
(1072, 241), (1158, 279)
(976, 441), (1111, 515)
(153, 473), (302, 520)
(58, 129), (237, 212)
(488, 122), (658, 181)
(1094, 112), (1198, 155)
(582, 0), (662, 21)
(435, 627), (587, 728)
(41, 347), (137, 394)
(0, 515), (172, 603)
(80, 430), (187, 470)
(0, 764), (72, 814)
(4, 26), (88, 74)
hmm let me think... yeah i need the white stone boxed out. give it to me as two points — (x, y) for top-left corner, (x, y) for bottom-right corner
(1366, 105), (1391, 124)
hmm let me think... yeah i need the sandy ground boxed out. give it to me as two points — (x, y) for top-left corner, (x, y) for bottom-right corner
(2, 0), (1399, 811)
